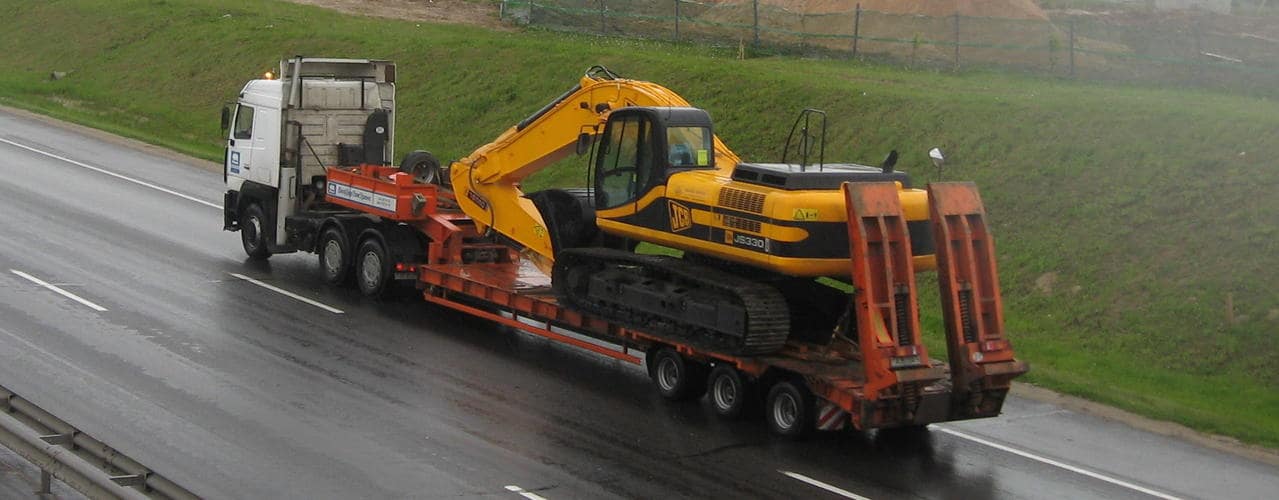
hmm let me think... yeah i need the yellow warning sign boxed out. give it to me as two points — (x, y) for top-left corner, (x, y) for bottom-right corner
(792, 208), (819, 221)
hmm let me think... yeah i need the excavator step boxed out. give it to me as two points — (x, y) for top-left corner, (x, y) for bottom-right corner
(928, 182), (1028, 419)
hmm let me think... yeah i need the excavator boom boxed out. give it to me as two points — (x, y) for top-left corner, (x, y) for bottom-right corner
(449, 67), (738, 265)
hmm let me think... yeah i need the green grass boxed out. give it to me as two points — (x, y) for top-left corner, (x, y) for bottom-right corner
(2, 0), (1278, 448)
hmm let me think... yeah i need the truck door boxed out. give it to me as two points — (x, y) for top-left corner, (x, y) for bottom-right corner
(226, 104), (258, 184)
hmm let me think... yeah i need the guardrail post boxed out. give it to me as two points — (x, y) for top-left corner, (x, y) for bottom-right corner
(38, 470), (51, 495)
(851, 3), (861, 58)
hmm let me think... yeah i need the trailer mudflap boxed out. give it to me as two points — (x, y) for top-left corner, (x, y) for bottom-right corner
(929, 182), (1028, 420)
(842, 182), (946, 427)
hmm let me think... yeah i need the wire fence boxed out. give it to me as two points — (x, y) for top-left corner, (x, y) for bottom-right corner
(499, 0), (1279, 95)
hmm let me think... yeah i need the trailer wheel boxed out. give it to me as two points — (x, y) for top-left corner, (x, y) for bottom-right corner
(356, 238), (391, 297)
(318, 228), (351, 285)
(648, 347), (706, 401)
(240, 203), (270, 260)
(765, 379), (813, 438)
(707, 364), (750, 419)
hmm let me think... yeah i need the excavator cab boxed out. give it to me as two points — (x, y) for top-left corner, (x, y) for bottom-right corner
(593, 107), (714, 210)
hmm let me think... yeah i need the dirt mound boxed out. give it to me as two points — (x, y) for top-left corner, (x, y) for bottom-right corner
(284, 0), (504, 28)
(715, 0), (1049, 21)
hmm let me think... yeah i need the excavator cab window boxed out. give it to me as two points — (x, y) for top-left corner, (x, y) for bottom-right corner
(667, 126), (712, 168)
(595, 114), (654, 209)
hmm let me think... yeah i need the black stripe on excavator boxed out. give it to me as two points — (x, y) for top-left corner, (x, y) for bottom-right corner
(611, 197), (935, 259)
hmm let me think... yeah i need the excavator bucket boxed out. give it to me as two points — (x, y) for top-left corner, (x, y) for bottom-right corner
(842, 182), (946, 418)
(928, 182), (1028, 419)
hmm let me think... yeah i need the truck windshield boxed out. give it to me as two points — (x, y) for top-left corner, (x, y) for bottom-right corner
(666, 126), (711, 168)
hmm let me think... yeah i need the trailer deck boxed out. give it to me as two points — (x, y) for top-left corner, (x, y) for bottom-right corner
(326, 163), (1027, 432)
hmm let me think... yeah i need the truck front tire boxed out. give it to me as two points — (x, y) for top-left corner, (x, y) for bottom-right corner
(240, 203), (270, 260)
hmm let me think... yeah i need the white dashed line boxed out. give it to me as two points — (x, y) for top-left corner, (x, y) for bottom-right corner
(229, 273), (344, 314)
(504, 484), (549, 500)
(11, 269), (108, 312)
(0, 137), (219, 209)
(936, 427), (1182, 500)
(779, 470), (871, 500)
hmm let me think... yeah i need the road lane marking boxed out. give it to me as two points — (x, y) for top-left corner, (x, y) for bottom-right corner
(229, 273), (344, 314)
(10, 269), (108, 312)
(0, 137), (220, 209)
(936, 427), (1182, 500)
(503, 485), (549, 500)
(778, 470), (871, 500)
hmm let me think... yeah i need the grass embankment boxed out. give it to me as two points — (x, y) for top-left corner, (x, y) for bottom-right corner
(1, 0), (1277, 447)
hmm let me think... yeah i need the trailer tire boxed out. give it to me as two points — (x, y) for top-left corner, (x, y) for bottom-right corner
(240, 203), (270, 260)
(765, 379), (813, 438)
(707, 364), (750, 419)
(649, 347), (706, 401)
(318, 228), (351, 286)
(356, 238), (391, 297)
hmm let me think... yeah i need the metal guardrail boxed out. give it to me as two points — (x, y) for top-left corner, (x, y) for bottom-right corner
(0, 382), (199, 500)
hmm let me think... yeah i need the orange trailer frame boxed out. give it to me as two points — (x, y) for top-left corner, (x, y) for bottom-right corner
(327, 165), (1027, 431)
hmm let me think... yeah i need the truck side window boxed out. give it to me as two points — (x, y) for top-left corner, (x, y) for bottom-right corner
(233, 105), (255, 140)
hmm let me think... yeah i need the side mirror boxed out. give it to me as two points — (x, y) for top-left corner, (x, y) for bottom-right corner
(220, 106), (232, 132)
(575, 132), (591, 156)
(929, 147), (945, 169)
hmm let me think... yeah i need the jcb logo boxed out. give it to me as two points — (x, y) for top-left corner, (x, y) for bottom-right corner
(668, 201), (692, 232)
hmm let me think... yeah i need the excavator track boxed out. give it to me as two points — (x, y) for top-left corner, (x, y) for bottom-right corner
(552, 248), (790, 355)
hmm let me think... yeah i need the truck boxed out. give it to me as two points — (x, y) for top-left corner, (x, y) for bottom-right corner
(221, 57), (1027, 436)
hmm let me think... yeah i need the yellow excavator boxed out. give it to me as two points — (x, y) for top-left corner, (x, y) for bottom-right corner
(437, 66), (936, 355)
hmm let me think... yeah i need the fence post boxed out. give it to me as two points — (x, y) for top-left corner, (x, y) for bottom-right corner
(529, 0), (537, 25)
(1069, 19), (1076, 78)
(1193, 20), (1204, 81)
(499, 0), (505, 21)
(851, 3), (862, 58)
(674, 0), (680, 42)
(953, 13), (961, 72)
(753, 0), (760, 48)
(600, 0), (606, 35)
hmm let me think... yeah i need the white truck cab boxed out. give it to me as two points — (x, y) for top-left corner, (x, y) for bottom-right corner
(222, 57), (396, 258)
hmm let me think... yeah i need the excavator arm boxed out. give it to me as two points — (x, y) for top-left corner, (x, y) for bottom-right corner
(449, 66), (738, 267)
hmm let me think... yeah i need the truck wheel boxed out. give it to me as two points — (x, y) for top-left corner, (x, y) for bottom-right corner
(765, 379), (813, 438)
(400, 150), (442, 185)
(318, 228), (351, 285)
(648, 347), (706, 401)
(707, 364), (750, 419)
(356, 238), (391, 297)
(240, 203), (270, 260)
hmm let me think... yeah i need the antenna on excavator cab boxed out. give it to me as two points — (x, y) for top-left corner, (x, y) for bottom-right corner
(782, 109), (827, 171)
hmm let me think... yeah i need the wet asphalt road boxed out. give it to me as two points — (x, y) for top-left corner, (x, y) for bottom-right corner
(0, 108), (1275, 499)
